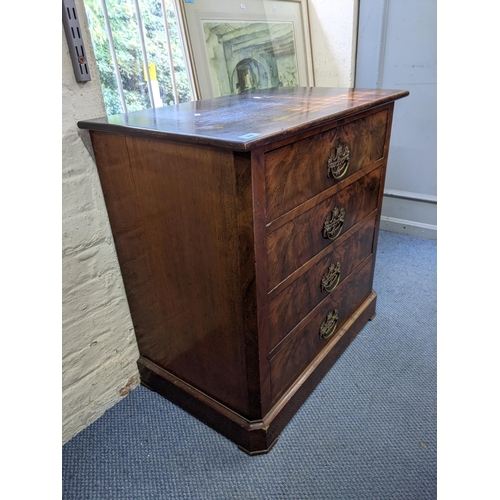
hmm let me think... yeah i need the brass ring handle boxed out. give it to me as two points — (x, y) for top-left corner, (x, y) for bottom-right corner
(319, 310), (339, 340)
(321, 262), (341, 293)
(327, 142), (350, 179)
(323, 207), (345, 241)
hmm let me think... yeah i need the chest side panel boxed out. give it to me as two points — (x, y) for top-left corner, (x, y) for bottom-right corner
(90, 131), (252, 417)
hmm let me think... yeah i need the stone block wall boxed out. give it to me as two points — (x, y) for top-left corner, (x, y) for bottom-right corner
(62, 0), (140, 445)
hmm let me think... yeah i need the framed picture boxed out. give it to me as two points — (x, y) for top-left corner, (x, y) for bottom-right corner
(177, 0), (314, 100)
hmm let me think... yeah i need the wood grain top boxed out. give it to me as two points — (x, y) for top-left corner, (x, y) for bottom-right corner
(77, 87), (409, 151)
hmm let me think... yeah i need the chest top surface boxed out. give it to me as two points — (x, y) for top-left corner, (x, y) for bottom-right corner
(77, 87), (409, 151)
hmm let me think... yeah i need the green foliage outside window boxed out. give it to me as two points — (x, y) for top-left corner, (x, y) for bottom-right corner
(84, 0), (192, 115)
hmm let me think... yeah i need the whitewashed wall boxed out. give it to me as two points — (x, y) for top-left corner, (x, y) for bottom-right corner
(308, 0), (358, 87)
(62, 0), (140, 445)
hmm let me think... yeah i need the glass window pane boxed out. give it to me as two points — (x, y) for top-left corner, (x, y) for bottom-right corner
(83, 0), (192, 115)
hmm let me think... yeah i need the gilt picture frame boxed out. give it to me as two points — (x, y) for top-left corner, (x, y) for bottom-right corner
(177, 0), (314, 100)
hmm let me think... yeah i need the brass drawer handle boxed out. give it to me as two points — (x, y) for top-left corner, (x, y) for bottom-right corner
(321, 262), (341, 293)
(319, 310), (339, 340)
(323, 207), (345, 241)
(327, 142), (350, 179)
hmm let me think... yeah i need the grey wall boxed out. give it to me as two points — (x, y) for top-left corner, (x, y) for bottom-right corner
(355, 0), (437, 239)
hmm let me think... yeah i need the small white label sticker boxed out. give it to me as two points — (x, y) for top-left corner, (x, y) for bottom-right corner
(238, 133), (260, 140)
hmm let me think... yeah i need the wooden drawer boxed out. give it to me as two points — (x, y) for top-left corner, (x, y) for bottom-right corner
(265, 109), (388, 222)
(268, 214), (376, 352)
(267, 166), (382, 290)
(269, 257), (374, 403)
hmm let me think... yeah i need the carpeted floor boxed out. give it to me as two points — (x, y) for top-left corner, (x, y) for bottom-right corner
(62, 230), (437, 499)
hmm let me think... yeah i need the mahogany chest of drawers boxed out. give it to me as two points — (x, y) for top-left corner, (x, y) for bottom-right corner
(78, 87), (409, 454)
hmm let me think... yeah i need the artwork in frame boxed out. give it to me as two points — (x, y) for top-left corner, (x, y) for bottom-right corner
(203, 21), (299, 96)
(178, 0), (314, 100)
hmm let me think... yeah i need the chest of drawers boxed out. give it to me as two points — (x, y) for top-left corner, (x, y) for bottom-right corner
(78, 87), (408, 454)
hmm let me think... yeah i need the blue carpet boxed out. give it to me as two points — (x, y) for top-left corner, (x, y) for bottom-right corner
(62, 230), (437, 499)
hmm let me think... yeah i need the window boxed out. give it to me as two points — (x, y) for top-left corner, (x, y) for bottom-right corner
(83, 0), (194, 115)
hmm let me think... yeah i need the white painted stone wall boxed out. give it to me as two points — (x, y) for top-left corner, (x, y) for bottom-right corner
(308, 0), (358, 87)
(62, 0), (140, 445)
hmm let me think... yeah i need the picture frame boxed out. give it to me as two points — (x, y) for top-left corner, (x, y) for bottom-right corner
(177, 0), (314, 100)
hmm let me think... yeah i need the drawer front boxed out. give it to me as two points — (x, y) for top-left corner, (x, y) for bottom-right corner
(267, 166), (382, 290)
(269, 257), (374, 404)
(265, 109), (388, 222)
(268, 215), (376, 352)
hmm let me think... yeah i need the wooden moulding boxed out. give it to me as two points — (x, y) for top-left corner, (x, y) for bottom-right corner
(138, 291), (377, 455)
